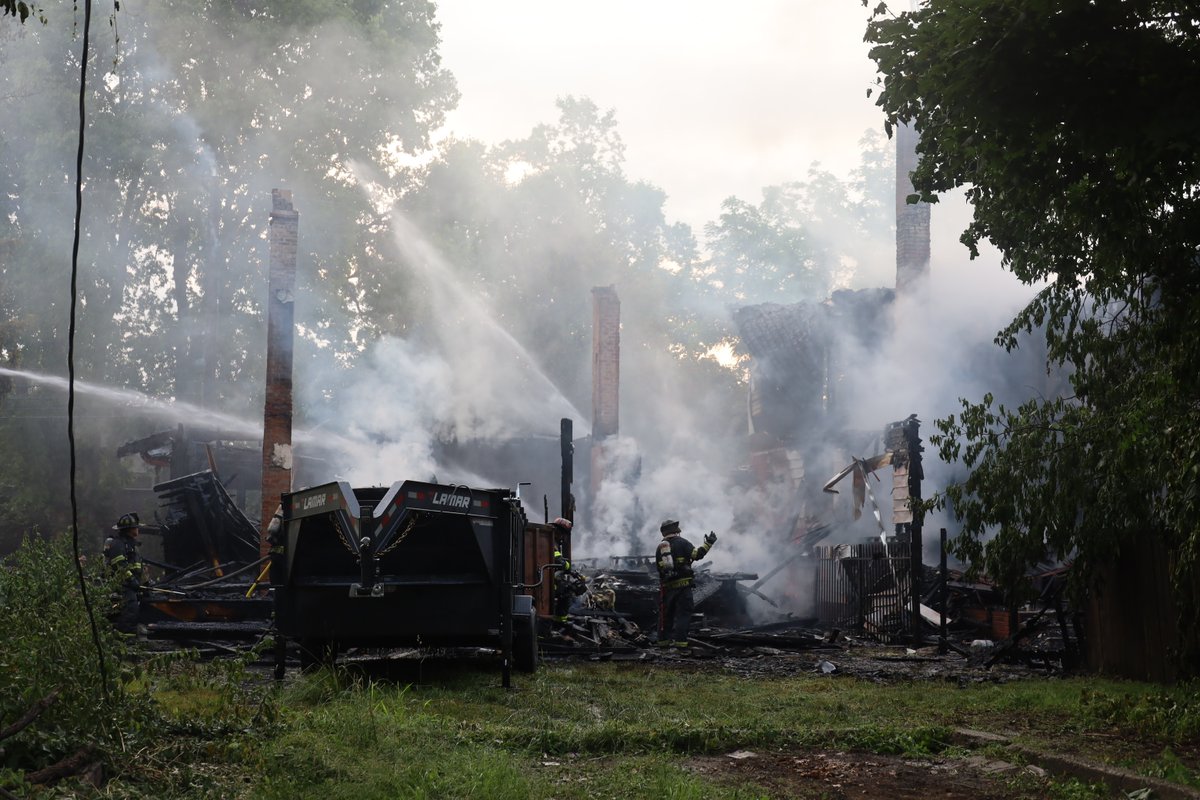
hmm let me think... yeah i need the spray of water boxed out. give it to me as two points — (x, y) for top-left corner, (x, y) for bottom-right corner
(390, 211), (592, 436)
(0, 367), (262, 435)
(0, 366), (375, 463)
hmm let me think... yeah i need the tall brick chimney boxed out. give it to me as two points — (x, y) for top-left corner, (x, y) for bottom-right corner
(259, 189), (298, 557)
(895, 122), (930, 293)
(589, 286), (620, 502)
(591, 286), (620, 439)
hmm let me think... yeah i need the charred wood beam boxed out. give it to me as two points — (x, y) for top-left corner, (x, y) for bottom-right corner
(986, 578), (1067, 667)
(750, 548), (807, 593)
(116, 429), (174, 459)
(736, 584), (779, 607)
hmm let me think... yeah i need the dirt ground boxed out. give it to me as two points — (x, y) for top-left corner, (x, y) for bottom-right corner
(268, 640), (1196, 798)
(584, 639), (1057, 685)
(688, 748), (1048, 800)
(560, 644), (1124, 799)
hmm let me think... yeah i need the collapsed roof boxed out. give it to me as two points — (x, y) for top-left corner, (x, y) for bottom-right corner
(733, 288), (895, 442)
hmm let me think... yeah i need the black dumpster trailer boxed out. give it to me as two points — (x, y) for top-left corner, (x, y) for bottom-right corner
(272, 479), (538, 685)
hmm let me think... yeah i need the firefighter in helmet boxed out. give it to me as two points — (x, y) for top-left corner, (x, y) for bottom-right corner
(551, 517), (586, 631)
(103, 512), (144, 634)
(655, 519), (717, 648)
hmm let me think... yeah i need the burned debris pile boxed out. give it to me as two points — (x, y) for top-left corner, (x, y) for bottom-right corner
(541, 556), (763, 657)
(539, 544), (1081, 676)
(570, 556), (758, 632)
(136, 470), (272, 650)
(119, 466), (1080, 678)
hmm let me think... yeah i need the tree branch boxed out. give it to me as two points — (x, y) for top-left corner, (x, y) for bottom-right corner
(0, 689), (60, 742)
(24, 745), (98, 787)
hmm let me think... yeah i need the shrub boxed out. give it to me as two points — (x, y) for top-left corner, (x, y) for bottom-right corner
(1, 533), (283, 796)
(1081, 685), (1200, 743)
(0, 534), (154, 781)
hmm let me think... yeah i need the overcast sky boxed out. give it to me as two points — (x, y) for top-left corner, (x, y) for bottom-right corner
(435, 1), (883, 236)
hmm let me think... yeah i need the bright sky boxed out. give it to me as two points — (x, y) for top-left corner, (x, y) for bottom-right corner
(434, 1), (884, 236)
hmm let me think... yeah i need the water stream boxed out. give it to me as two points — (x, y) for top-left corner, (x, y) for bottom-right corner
(0, 366), (368, 456)
(391, 213), (592, 435)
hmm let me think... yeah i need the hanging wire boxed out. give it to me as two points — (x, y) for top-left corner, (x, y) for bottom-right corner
(68, 0), (111, 697)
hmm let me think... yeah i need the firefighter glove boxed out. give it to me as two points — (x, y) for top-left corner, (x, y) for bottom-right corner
(704, 531), (717, 547)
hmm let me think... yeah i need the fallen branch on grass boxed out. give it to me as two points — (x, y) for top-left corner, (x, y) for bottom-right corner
(0, 689), (61, 742)
(25, 744), (100, 786)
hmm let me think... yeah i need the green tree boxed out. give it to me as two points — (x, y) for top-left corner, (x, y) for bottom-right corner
(700, 130), (894, 305)
(1, 1), (43, 24)
(2, 0), (457, 391)
(392, 96), (707, 424)
(867, 0), (1200, 667)
(0, 0), (458, 540)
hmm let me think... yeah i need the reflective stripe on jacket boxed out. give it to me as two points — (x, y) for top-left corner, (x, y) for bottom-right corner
(656, 533), (710, 585)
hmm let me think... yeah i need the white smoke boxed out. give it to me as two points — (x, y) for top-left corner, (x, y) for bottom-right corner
(583, 436), (642, 557)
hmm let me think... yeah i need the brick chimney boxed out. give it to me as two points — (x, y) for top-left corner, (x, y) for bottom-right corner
(591, 286), (620, 439)
(589, 286), (620, 502)
(895, 122), (930, 293)
(259, 189), (298, 556)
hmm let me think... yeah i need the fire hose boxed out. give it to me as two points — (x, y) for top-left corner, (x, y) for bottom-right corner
(244, 561), (273, 598)
(177, 556), (271, 590)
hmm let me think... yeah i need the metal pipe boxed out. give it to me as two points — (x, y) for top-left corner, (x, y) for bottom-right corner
(501, 496), (516, 689)
(560, 417), (573, 520)
(939, 528), (948, 654)
(908, 418), (924, 642)
(513, 562), (558, 592)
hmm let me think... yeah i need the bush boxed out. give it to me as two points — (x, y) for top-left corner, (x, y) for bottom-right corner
(1, 533), (283, 796)
(0, 534), (154, 781)
(1081, 685), (1200, 743)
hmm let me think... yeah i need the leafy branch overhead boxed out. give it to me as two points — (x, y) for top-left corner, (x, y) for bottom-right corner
(867, 0), (1200, 668)
(1, 1), (44, 24)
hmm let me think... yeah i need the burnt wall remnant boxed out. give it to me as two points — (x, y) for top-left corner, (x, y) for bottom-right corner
(895, 121), (930, 293)
(589, 285), (620, 503)
(259, 189), (298, 557)
(733, 288), (895, 448)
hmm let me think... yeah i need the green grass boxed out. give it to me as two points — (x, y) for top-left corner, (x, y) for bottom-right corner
(32, 660), (1200, 798)
(238, 662), (1199, 800)
(18, 535), (1192, 798)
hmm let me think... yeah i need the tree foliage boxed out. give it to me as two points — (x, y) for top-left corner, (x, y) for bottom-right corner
(0, 534), (279, 792)
(394, 96), (717, 436)
(1, 1), (43, 24)
(867, 0), (1200, 666)
(0, 0), (457, 543)
(1, 0), (457, 391)
(0, 0), (897, 553)
(702, 132), (892, 305)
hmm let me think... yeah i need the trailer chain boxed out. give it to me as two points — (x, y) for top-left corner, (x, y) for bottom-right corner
(332, 511), (421, 558)
(333, 513), (355, 555)
(375, 514), (420, 558)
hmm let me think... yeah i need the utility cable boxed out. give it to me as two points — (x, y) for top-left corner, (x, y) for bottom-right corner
(68, 0), (110, 697)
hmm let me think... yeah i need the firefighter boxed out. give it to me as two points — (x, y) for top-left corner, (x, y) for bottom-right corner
(551, 517), (586, 631)
(103, 512), (144, 634)
(655, 519), (717, 648)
